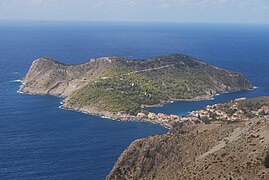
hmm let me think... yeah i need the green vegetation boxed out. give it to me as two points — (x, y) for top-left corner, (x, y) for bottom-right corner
(68, 72), (165, 115)
(66, 54), (252, 115)
(201, 117), (211, 124)
(238, 97), (269, 111)
(235, 97), (269, 118)
(227, 108), (237, 116)
(226, 119), (240, 124)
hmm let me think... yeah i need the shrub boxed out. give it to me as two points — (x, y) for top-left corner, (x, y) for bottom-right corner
(264, 154), (269, 168)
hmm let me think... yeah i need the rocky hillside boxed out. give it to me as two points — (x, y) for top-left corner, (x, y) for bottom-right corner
(20, 54), (252, 115)
(107, 116), (269, 180)
(20, 57), (117, 96)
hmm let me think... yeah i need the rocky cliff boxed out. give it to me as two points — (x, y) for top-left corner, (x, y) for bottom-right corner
(20, 57), (117, 96)
(107, 117), (269, 180)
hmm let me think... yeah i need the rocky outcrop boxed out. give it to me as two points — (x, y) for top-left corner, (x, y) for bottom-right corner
(19, 57), (117, 96)
(107, 118), (269, 180)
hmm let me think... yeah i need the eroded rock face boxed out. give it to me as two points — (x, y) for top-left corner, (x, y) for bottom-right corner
(107, 118), (269, 180)
(19, 57), (116, 96)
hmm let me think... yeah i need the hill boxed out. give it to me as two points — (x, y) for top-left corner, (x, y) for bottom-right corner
(20, 54), (252, 116)
(107, 97), (269, 180)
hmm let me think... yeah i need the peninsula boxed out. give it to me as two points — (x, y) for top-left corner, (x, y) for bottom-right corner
(20, 54), (252, 124)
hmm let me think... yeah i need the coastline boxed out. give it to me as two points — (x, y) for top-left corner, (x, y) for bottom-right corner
(18, 86), (172, 129)
(142, 87), (256, 109)
(17, 77), (255, 131)
(59, 103), (173, 129)
(59, 92), (220, 129)
(142, 94), (215, 108)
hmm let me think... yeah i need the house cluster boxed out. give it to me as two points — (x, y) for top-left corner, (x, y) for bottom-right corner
(137, 112), (200, 124)
(117, 111), (137, 119)
(190, 97), (269, 122)
(136, 112), (181, 122)
(117, 97), (269, 126)
(149, 113), (180, 121)
(258, 105), (269, 114)
(190, 103), (242, 122)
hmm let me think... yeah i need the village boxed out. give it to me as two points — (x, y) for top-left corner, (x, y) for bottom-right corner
(116, 97), (269, 128)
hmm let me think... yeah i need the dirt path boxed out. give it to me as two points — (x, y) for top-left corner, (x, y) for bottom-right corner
(127, 64), (174, 75)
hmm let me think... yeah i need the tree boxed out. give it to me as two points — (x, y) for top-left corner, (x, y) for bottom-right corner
(210, 112), (217, 120)
(227, 108), (236, 116)
(201, 117), (211, 124)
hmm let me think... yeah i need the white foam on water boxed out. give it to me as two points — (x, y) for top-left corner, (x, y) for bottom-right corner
(10, 79), (23, 83)
(248, 86), (258, 91)
(17, 90), (24, 94)
(13, 72), (20, 75)
(101, 116), (111, 119)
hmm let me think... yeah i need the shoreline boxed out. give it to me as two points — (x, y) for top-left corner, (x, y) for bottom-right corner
(142, 95), (214, 108)
(58, 104), (172, 130)
(17, 87), (172, 129)
(58, 92), (223, 129)
(142, 87), (256, 109)
(17, 80), (256, 130)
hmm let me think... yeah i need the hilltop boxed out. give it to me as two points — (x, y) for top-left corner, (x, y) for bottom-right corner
(20, 54), (252, 118)
(107, 97), (269, 180)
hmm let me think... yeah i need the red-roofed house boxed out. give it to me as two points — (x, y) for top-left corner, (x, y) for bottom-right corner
(261, 106), (269, 113)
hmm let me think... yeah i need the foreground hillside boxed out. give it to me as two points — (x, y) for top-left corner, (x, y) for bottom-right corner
(20, 54), (252, 117)
(107, 97), (269, 180)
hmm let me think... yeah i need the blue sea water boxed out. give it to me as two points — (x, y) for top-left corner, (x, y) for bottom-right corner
(0, 21), (269, 180)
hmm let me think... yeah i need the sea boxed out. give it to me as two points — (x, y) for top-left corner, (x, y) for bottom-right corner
(0, 21), (269, 180)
